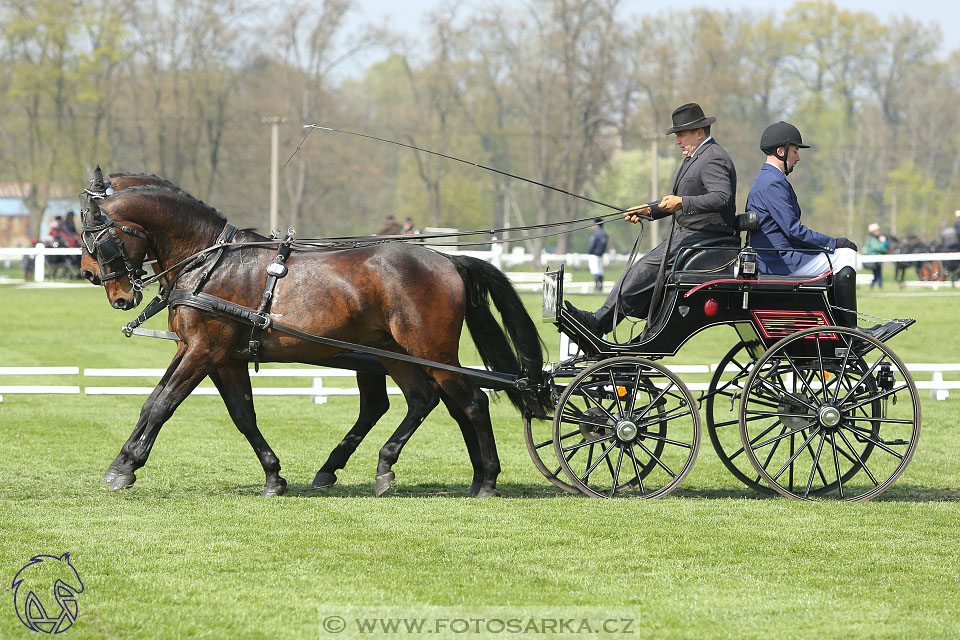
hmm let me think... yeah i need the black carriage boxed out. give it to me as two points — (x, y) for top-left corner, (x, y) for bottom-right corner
(526, 213), (919, 501)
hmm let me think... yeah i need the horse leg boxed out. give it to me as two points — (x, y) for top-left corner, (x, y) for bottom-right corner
(312, 372), (390, 489)
(102, 346), (212, 491)
(439, 391), (485, 496)
(374, 364), (440, 496)
(435, 373), (501, 498)
(209, 361), (286, 497)
(102, 346), (185, 484)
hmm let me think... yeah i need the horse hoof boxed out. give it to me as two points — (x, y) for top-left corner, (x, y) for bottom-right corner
(374, 472), (395, 497)
(468, 481), (482, 497)
(102, 467), (118, 484)
(108, 473), (136, 491)
(261, 477), (287, 498)
(312, 470), (338, 489)
(475, 487), (501, 499)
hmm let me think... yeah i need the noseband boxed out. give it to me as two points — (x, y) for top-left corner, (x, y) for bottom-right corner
(80, 186), (149, 290)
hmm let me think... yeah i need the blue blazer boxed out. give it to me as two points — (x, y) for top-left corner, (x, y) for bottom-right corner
(746, 164), (836, 274)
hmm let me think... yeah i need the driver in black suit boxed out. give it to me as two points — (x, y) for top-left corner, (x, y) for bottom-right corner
(565, 102), (738, 335)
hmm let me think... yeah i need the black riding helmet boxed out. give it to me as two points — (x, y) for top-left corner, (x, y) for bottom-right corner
(760, 121), (810, 175)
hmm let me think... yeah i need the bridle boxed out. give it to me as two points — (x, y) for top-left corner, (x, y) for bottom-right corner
(80, 183), (150, 291)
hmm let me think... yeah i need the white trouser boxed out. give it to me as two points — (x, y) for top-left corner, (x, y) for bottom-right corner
(587, 254), (604, 276)
(791, 248), (858, 277)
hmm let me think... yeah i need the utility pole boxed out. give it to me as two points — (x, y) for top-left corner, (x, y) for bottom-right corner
(261, 116), (287, 231)
(649, 137), (659, 247)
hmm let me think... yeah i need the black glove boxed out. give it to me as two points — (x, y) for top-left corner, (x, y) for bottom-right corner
(835, 237), (858, 251)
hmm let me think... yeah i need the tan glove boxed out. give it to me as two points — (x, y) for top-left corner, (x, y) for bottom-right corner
(622, 204), (651, 224)
(658, 194), (683, 213)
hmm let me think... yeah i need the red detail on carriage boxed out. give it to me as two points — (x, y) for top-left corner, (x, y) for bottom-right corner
(703, 298), (719, 317)
(752, 310), (838, 340)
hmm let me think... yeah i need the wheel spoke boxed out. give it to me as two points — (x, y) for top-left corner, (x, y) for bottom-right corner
(837, 429), (879, 486)
(608, 370), (625, 417)
(831, 432), (844, 499)
(771, 427), (821, 482)
(839, 427), (905, 460)
(804, 432), (828, 498)
(581, 440), (619, 481)
(561, 433), (613, 453)
(610, 447), (625, 497)
(753, 420), (818, 449)
(844, 383), (910, 413)
(536, 428), (580, 450)
(636, 431), (692, 449)
(634, 439), (676, 478)
(626, 445), (646, 494)
(752, 373), (818, 413)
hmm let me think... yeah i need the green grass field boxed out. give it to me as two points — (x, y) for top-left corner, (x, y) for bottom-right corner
(1, 281), (959, 639)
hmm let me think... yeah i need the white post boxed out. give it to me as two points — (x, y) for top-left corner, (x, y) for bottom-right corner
(34, 242), (45, 282)
(312, 376), (327, 404)
(929, 371), (949, 401)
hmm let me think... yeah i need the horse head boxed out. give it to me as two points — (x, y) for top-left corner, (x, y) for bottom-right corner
(79, 194), (151, 310)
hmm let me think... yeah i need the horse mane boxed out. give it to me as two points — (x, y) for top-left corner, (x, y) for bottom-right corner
(105, 184), (227, 223)
(107, 171), (177, 188)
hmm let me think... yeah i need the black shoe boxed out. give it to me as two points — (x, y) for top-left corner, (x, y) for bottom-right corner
(563, 300), (602, 335)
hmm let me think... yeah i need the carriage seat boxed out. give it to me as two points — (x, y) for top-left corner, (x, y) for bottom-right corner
(671, 212), (758, 275)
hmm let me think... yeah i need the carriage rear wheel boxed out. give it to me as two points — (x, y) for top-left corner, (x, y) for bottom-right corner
(553, 357), (700, 499)
(704, 341), (773, 493)
(738, 327), (920, 501)
(523, 369), (581, 494)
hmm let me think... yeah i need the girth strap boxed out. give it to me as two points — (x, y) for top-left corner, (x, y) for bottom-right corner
(166, 290), (522, 390)
(249, 230), (295, 370)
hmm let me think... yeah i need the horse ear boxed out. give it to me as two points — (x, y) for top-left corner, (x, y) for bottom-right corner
(91, 165), (105, 191)
(82, 194), (104, 225)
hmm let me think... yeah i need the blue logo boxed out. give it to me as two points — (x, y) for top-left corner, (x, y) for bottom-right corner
(11, 553), (83, 634)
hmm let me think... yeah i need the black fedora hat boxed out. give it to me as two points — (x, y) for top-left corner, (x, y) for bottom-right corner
(665, 102), (716, 135)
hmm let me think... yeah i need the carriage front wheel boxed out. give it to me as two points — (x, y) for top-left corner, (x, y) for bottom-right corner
(738, 327), (920, 501)
(553, 357), (701, 499)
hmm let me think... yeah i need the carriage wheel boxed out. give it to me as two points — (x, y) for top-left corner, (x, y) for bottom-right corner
(553, 357), (700, 499)
(739, 327), (920, 501)
(523, 370), (581, 494)
(704, 341), (773, 493)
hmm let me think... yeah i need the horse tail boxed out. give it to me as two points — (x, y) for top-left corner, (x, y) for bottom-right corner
(449, 255), (551, 419)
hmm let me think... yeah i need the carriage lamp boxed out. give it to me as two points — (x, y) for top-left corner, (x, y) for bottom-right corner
(877, 362), (896, 391)
(737, 248), (758, 279)
(703, 298), (719, 317)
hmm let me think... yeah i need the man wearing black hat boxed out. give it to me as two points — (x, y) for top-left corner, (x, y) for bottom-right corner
(565, 102), (738, 335)
(586, 217), (608, 291)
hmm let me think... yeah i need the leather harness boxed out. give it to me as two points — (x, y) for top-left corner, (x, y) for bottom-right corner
(119, 227), (523, 390)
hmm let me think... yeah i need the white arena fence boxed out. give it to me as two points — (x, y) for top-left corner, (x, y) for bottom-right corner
(2, 363), (958, 403)
(3, 244), (960, 288)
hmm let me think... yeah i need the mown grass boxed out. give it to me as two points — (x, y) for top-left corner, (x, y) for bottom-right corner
(1, 284), (959, 639)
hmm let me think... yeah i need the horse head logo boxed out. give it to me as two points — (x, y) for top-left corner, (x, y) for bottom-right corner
(11, 553), (84, 634)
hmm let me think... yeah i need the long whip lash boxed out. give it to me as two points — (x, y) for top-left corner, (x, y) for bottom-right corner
(302, 124), (629, 213)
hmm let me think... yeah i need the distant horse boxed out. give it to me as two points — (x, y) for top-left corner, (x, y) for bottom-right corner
(90, 169), (523, 494)
(79, 181), (550, 497)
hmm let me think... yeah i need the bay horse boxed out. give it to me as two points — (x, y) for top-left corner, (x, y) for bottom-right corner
(79, 180), (550, 498)
(85, 169), (528, 495)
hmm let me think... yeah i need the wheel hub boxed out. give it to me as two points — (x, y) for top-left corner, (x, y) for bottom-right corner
(615, 419), (639, 443)
(818, 405), (842, 429)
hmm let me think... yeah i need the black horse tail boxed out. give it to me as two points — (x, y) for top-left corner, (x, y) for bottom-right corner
(449, 255), (552, 419)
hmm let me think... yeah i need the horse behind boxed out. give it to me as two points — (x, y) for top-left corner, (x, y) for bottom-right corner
(80, 184), (550, 497)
